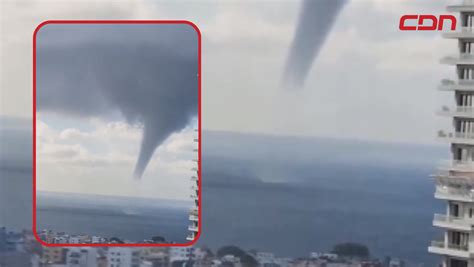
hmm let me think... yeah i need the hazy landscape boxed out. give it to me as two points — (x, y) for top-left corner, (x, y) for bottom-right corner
(36, 192), (191, 243)
(1, 119), (446, 265)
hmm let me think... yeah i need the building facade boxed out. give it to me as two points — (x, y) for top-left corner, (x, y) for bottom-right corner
(42, 247), (67, 265)
(187, 129), (199, 241)
(429, 1), (474, 267)
(169, 247), (191, 262)
(107, 247), (140, 267)
(66, 248), (98, 267)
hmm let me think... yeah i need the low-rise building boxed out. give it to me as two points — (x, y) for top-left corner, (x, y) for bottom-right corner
(107, 247), (140, 267)
(67, 248), (98, 267)
(42, 247), (67, 265)
(256, 252), (276, 266)
(169, 247), (191, 262)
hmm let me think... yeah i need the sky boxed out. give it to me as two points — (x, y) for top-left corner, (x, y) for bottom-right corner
(1, 0), (456, 143)
(0, 0), (458, 197)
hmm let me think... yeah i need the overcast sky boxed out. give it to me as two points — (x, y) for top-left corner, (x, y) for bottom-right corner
(0, 0), (457, 197)
(1, 0), (456, 143)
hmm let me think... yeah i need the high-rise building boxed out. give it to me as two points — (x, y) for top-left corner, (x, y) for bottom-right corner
(429, 2), (474, 267)
(187, 129), (199, 241)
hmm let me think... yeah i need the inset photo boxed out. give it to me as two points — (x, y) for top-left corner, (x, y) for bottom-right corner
(33, 21), (200, 246)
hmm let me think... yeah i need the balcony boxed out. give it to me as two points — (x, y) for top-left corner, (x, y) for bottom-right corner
(438, 79), (474, 91)
(429, 240), (471, 258)
(435, 185), (474, 202)
(443, 27), (474, 39)
(189, 214), (198, 221)
(186, 233), (195, 241)
(189, 207), (198, 215)
(438, 160), (474, 172)
(438, 106), (474, 118)
(447, 1), (474, 12)
(441, 54), (474, 65)
(433, 173), (474, 187)
(433, 214), (473, 231)
(438, 130), (474, 145)
(188, 224), (198, 232)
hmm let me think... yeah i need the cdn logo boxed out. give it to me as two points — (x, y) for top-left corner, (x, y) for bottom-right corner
(399, 15), (457, 31)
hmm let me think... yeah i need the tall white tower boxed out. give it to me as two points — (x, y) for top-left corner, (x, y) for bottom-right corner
(187, 129), (199, 241)
(429, 2), (474, 267)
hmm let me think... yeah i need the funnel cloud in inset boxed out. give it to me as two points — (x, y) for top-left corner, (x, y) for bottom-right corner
(36, 24), (198, 179)
(283, 0), (347, 89)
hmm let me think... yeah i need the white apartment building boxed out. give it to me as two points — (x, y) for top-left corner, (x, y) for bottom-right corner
(187, 130), (199, 241)
(169, 247), (191, 262)
(107, 247), (140, 267)
(256, 252), (276, 266)
(168, 247), (209, 263)
(66, 248), (98, 267)
(429, 1), (474, 267)
(91, 236), (106, 244)
(192, 247), (208, 261)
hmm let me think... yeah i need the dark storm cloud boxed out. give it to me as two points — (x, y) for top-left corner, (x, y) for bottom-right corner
(36, 24), (198, 179)
(283, 0), (347, 89)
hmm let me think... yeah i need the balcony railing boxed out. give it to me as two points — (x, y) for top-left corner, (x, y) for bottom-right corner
(443, 27), (474, 38)
(436, 185), (474, 201)
(441, 79), (456, 86)
(443, 79), (474, 85)
(447, 27), (474, 33)
(449, 243), (469, 251)
(441, 53), (474, 64)
(189, 214), (198, 221)
(439, 105), (474, 115)
(431, 240), (445, 248)
(446, 0), (473, 6)
(439, 159), (474, 172)
(186, 233), (195, 241)
(434, 214), (461, 222)
(460, 27), (474, 32)
(430, 240), (469, 251)
(438, 130), (474, 143)
(433, 213), (474, 231)
(434, 213), (471, 226)
(188, 225), (198, 232)
(439, 79), (474, 91)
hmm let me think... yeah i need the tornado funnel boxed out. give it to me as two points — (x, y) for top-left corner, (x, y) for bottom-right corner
(283, 0), (347, 89)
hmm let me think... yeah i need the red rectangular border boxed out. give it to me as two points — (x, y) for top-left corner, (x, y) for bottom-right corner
(32, 20), (202, 247)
